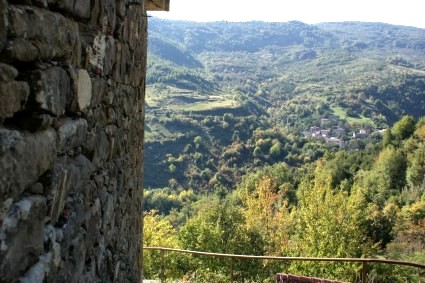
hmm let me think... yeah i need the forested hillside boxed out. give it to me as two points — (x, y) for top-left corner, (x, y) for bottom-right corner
(145, 19), (425, 191)
(143, 19), (425, 281)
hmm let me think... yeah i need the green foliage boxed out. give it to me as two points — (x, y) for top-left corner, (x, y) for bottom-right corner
(288, 161), (372, 281)
(382, 128), (393, 147)
(143, 210), (182, 279)
(375, 146), (407, 194)
(392, 115), (416, 141)
(269, 142), (282, 159)
(179, 197), (267, 280)
(406, 145), (425, 188)
(169, 163), (176, 173)
(143, 19), (425, 280)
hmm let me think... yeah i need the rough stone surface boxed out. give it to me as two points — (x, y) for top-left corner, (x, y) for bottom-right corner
(0, 1), (147, 281)
(77, 69), (92, 111)
(54, 0), (91, 19)
(0, 127), (21, 153)
(88, 33), (106, 73)
(4, 5), (80, 63)
(56, 118), (88, 153)
(0, 80), (29, 119)
(27, 67), (70, 116)
(0, 63), (18, 81)
(0, 195), (47, 280)
(0, 0), (6, 53)
(0, 129), (56, 202)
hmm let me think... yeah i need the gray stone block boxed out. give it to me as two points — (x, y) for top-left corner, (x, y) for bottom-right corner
(73, 0), (91, 19)
(0, 129), (56, 202)
(28, 67), (70, 116)
(0, 0), (146, 281)
(0, 127), (22, 155)
(56, 118), (88, 153)
(7, 5), (80, 62)
(92, 128), (109, 168)
(0, 80), (29, 119)
(104, 36), (115, 76)
(49, 154), (93, 224)
(0, 196), (47, 280)
(0, 38), (39, 62)
(0, 63), (17, 82)
(90, 77), (107, 107)
(19, 252), (53, 283)
(76, 69), (92, 111)
(54, 0), (91, 19)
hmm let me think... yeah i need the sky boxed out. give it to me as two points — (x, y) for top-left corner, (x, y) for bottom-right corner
(149, 0), (425, 29)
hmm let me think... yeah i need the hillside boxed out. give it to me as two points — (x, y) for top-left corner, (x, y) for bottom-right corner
(143, 19), (425, 281)
(144, 19), (425, 190)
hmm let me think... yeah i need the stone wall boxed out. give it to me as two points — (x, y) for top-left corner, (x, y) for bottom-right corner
(0, 1), (146, 282)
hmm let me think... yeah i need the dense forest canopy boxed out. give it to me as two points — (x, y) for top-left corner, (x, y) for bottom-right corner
(143, 19), (425, 281)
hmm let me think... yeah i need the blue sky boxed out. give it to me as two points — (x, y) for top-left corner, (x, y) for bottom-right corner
(149, 0), (425, 29)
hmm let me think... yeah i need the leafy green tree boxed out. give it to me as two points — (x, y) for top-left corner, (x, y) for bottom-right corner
(392, 115), (416, 141)
(288, 160), (372, 281)
(255, 138), (272, 152)
(179, 198), (265, 279)
(269, 142), (282, 159)
(406, 145), (425, 188)
(382, 128), (393, 147)
(169, 163), (176, 173)
(375, 146), (407, 195)
(253, 146), (262, 157)
(143, 210), (182, 278)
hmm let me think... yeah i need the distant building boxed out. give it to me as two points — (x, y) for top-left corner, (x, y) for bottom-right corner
(353, 129), (367, 138)
(332, 126), (345, 135)
(312, 131), (322, 137)
(321, 129), (330, 137)
(371, 128), (387, 136)
(326, 137), (346, 148)
(310, 126), (321, 133)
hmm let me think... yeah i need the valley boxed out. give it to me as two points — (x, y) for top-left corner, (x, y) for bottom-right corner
(143, 19), (425, 281)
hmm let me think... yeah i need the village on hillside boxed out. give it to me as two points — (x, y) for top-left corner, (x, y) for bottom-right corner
(301, 115), (387, 148)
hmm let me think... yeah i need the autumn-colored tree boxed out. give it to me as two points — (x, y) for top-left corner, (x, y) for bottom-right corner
(288, 160), (372, 281)
(243, 177), (292, 255)
(143, 210), (181, 278)
(384, 200), (425, 281)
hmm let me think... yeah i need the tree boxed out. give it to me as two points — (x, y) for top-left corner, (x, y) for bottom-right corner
(375, 146), (407, 195)
(179, 197), (265, 279)
(194, 136), (203, 149)
(384, 200), (425, 282)
(143, 210), (181, 278)
(382, 128), (393, 147)
(253, 146), (262, 157)
(392, 115), (415, 141)
(269, 142), (282, 159)
(288, 160), (372, 281)
(406, 145), (425, 189)
(243, 177), (291, 255)
(169, 163), (176, 173)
